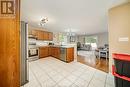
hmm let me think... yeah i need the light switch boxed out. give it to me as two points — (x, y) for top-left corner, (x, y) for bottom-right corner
(118, 37), (129, 42)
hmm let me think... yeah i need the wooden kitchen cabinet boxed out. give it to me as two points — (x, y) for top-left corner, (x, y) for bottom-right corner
(35, 30), (53, 41)
(51, 47), (60, 59)
(66, 48), (74, 63)
(51, 47), (55, 57)
(28, 29), (38, 36)
(48, 47), (52, 56)
(37, 30), (44, 40)
(32, 30), (38, 36)
(55, 47), (60, 59)
(29, 29), (53, 41)
(48, 32), (53, 41)
(43, 31), (49, 40)
(39, 47), (49, 58)
(39, 46), (74, 62)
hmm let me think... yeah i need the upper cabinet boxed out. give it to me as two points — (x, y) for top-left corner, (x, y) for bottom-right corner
(29, 29), (53, 41)
(37, 30), (44, 40)
(31, 30), (37, 36)
(48, 32), (53, 41)
(43, 31), (49, 40)
(28, 29), (38, 39)
(28, 29), (37, 36)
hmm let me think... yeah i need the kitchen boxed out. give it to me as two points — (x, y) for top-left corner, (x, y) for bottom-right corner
(28, 27), (76, 63)
(21, 22), (77, 86)
(1, 0), (129, 87)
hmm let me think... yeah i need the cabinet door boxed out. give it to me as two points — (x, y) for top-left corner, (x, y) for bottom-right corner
(56, 47), (60, 59)
(39, 47), (49, 58)
(43, 32), (49, 40)
(48, 47), (52, 56)
(50, 47), (60, 58)
(37, 31), (44, 40)
(51, 47), (55, 57)
(28, 29), (37, 36)
(54, 47), (57, 58)
(32, 30), (37, 36)
(44, 47), (49, 57)
(48, 32), (53, 41)
(39, 47), (45, 58)
(66, 48), (74, 62)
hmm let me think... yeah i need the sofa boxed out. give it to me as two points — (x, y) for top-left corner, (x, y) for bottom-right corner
(77, 42), (92, 51)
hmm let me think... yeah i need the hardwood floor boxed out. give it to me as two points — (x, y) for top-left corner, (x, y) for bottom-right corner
(77, 54), (109, 73)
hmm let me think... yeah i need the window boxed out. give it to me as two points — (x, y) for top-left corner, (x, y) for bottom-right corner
(59, 33), (64, 42)
(85, 36), (97, 50)
(59, 33), (67, 44)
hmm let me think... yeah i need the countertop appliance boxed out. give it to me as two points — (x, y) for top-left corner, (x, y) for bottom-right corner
(20, 21), (29, 86)
(49, 42), (54, 45)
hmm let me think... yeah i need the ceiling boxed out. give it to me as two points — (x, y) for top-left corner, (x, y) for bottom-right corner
(21, 0), (128, 35)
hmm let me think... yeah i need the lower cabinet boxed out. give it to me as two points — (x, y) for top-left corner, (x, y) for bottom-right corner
(39, 47), (49, 58)
(56, 48), (60, 59)
(51, 47), (60, 59)
(66, 48), (74, 62)
(48, 47), (52, 56)
(39, 46), (74, 63)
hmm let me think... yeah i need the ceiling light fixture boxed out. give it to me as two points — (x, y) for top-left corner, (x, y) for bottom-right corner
(67, 29), (75, 36)
(40, 17), (48, 26)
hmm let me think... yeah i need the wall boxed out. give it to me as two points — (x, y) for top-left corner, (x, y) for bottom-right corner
(77, 32), (108, 47)
(108, 2), (130, 72)
(96, 32), (108, 47)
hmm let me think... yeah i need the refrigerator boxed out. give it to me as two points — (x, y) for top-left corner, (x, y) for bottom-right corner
(20, 21), (29, 86)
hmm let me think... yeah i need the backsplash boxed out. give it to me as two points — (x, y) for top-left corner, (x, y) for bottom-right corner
(36, 40), (50, 46)
(28, 38), (52, 46)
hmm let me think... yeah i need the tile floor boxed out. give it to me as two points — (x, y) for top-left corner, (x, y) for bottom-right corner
(23, 57), (115, 87)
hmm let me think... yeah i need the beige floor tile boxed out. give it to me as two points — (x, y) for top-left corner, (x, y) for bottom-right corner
(41, 78), (56, 87)
(23, 57), (114, 87)
(58, 78), (73, 87)
(51, 74), (64, 83)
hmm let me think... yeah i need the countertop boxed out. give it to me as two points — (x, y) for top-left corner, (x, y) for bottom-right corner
(37, 45), (74, 48)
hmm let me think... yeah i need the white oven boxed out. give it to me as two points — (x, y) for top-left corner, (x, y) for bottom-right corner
(28, 45), (39, 62)
(28, 48), (38, 57)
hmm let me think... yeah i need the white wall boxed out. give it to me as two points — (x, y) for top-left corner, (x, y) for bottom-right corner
(96, 32), (108, 47)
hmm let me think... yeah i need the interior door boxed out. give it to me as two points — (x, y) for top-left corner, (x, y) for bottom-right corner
(0, 0), (20, 87)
